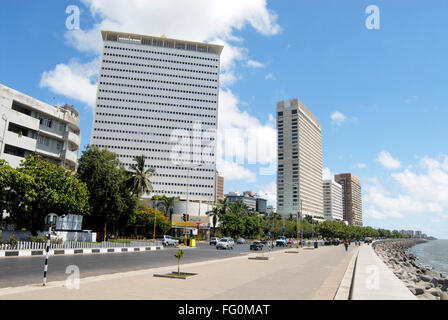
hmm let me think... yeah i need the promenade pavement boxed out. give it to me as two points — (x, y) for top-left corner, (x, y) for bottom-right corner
(0, 244), (358, 300)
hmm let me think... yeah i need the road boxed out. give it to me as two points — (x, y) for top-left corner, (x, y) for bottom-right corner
(0, 242), (285, 288)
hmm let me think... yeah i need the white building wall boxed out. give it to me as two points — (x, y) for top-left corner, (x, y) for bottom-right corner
(91, 31), (223, 203)
(277, 99), (323, 219)
(0, 84), (81, 170)
(323, 179), (343, 221)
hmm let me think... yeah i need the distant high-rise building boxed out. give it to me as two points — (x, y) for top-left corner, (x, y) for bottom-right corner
(215, 171), (224, 203)
(276, 99), (323, 220)
(334, 173), (363, 226)
(225, 191), (267, 213)
(323, 179), (343, 221)
(91, 31), (223, 203)
(0, 84), (81, 170)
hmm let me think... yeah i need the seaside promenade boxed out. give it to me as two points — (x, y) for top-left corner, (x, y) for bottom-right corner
(0, 245), (357, 300)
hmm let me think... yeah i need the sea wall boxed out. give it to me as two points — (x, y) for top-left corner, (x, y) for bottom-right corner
(373, 239), (448, 300)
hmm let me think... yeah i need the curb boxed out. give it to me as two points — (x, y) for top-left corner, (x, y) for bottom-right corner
(0, 246), (163, 258)
(334, 246), (360, 300)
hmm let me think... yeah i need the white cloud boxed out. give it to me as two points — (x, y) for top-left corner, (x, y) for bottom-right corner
(265, 72), (276, 80)
(40, 59), (99, 109)
(216, 158), (257, 183)
(322, 167), (334, 181)
(246, 59), (264, 68)
(356, 163), (367, 169)
(376, 150), (401, 170)
(330, 111), (347, 126)
(257, 181), (277, 206)
(364, 155), (448, 222)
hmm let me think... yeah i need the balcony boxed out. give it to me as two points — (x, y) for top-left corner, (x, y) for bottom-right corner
(4, 131), (36, 152)
(1, 153), (24, 168)
(67, 131), (81, 148)
(65, 150), (78, 164)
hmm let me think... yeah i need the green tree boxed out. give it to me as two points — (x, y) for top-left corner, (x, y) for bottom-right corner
(135, 204), (171, 238)
(126, 155), (155, 197)
(242, 215), (258, 238)
(227, 201), (251, 218)
(174, 249), (184, 275)
(1, 155), (90, 235)
(220, 213), (244, 238)
(77, 145), (137, 235)
(160, 196), (177, 222)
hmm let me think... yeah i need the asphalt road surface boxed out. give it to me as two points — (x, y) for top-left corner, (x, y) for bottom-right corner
(0, 242), (286, 288)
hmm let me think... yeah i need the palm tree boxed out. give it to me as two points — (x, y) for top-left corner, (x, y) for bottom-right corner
(206, 206), (221, 237)
(160, 196), (177, 222)
(218, 198), (229, 216)
(127, 155), (155, 197)
(228, 201), (250, 218)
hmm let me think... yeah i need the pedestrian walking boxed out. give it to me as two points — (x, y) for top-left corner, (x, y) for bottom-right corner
(344, 239), (348, 252)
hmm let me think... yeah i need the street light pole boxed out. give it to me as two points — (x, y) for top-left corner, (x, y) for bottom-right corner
(153, 197), (157, 241)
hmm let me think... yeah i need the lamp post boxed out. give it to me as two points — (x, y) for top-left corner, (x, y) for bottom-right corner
(153, 197), (157, 241)
(0, 114), (7, 158)
(176, 162), (203, 246)
(42, 213), (58, 286)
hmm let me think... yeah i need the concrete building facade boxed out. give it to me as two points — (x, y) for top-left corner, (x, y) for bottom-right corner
(215, 171), (224, 203)
(334, 173), (363, 226)
(0, 84), (81, 170)
(276, 99), (323, 220)
(323, 179), (343, 221)
(90, 31), (223, 203)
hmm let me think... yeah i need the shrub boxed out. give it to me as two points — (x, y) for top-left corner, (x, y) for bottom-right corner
(9, 234), (18, 246)
(30, 235), (48, 243)
(50, 237), (63, 244)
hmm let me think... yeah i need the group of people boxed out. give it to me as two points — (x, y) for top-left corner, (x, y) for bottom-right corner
(343, 238), (371, 251)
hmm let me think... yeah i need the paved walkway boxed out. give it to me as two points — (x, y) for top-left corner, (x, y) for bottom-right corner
(351, 243), (417, 300)
(0, 245), (357, 300)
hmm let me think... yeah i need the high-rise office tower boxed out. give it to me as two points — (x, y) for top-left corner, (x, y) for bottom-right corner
(276, 99), (323, 220)
(334, 173), (363, 226)
(91, 31), (223, 203)
(323, 179), (343, 221)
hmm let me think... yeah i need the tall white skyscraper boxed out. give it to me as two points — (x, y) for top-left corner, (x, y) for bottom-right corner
(91, 31), (223, 203)
(276, 99), (323, 220)
(323, 179), (343, 221)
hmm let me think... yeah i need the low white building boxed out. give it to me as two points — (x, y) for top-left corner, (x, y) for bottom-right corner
(323, 179), (343, 221)
(0, 84), (81, 170)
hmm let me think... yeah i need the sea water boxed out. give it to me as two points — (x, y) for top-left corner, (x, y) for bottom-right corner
(409, 239), (448, 276)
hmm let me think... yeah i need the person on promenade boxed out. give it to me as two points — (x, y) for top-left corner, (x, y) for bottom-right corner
(344, 239), (349, 252)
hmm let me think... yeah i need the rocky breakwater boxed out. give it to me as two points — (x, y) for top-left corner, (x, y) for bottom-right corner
(374, 239), (448, 300)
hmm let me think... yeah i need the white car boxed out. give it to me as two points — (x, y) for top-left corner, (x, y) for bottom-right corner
(157, 235), (178, 246)
(216, 238), (234, 250)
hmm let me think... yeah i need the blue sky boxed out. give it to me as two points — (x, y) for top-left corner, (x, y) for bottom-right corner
(1, 0), (447, 238)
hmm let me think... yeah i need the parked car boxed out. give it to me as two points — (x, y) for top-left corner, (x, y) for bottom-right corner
(157, 235), (178, 246)
(209, 237), (220, 245)
(236, 238), (245, 244)
(216, 238), (234, 250)
(275, 236), (287, 247)
(260, 239), (268, 245)
(250, 241), (264, 251)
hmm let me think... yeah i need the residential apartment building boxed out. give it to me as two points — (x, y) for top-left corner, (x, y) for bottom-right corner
(323, 179), (343, 221)
(276, 99), (323, 220)
(335, 173), (363, 226)
(90, 31), (223, 203)
(0, 84), (81, 170)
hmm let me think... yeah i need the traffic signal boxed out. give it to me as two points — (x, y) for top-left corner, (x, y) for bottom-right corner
(182, 214), (186, 221)
(186, 214), (189, 221)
